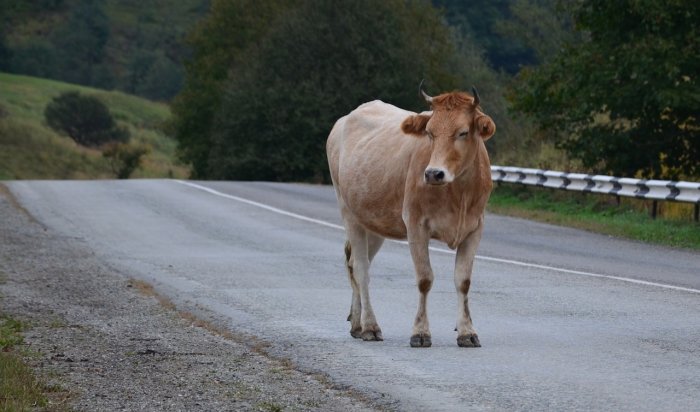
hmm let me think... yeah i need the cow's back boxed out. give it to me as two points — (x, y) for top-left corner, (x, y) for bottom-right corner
(327, 101), (426, 239)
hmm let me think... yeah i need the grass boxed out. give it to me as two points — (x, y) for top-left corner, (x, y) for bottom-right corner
(256, 401), (283, 412)
(488, 184), (700, 250)
(0, 315), (49, 411)
(0, 72), (189, 180)
(0, 119), (110, 180)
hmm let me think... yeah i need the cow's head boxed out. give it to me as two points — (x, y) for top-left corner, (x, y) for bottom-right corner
(401, 82), (495, 185)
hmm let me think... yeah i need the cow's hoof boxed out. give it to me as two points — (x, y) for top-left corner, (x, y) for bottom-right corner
(361, 329), (383, 341)
(457, 334), (481, 348)
(350, 327), (362, 339)
(410, 334), (432, 348)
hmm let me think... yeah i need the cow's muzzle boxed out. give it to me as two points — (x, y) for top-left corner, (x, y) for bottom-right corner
(424, 168), (447, 185)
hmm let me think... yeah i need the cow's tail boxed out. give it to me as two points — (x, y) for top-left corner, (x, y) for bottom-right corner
(344, 239), (353, 322)
(344, 239), (353, 276)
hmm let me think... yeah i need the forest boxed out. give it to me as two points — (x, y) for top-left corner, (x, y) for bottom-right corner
(1, 0), (698, 182)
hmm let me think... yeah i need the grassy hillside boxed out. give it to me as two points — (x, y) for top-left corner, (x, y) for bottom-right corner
(0, 72), (188, 179)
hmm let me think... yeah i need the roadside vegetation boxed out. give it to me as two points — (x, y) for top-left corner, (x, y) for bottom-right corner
(489, 185), (700, 250)
(0, 73), (188, 180)
(0, 313), (49, 411)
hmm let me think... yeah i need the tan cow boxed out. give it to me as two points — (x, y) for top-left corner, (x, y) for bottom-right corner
(326, 83), (495, 347)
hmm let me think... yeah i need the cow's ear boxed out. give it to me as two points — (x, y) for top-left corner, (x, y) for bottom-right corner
(475, 114), (495, 141)
(401, 114), (431, 136)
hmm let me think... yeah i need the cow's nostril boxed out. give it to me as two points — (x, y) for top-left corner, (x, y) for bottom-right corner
(425, 169), (446, 183)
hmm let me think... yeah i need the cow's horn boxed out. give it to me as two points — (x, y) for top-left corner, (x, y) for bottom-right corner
(471, 86), (480, 107)
(419, 79), (432, 104)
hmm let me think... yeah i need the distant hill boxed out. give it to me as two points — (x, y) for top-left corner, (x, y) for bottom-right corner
(0, 0), (209, 101)
(0, 72), (189, 179)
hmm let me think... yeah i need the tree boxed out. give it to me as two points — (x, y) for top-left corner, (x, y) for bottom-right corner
(494, 0), (575, 63)
(433, 0), (538, 74)
(50, 0), (112, 87)
(169, 0), (294, 178)
(5, 40), (59, 79)
(206, 0), (460, 181)
(5, 0), (113, 87)
(44, 92), (129, 147)
(510, 0), (700, 180)
(0, 34), (10, 71)
(125, 51), (183, 101)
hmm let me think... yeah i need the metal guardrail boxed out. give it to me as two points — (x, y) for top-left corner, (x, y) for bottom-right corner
(490, 165), (700, 221)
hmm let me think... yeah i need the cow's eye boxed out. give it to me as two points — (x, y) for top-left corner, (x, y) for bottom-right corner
(458, 130), (468, 138)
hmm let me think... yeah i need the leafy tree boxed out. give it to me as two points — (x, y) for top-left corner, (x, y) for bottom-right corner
(0, 34), (10, 71)
(433, 0), (538, 74)
(169, 0), (295, 178)
(44, 91), (129, 147)
(4, 40), (58, 78)
(495, 0), (574, 63)
(205, 0), (460, 181)
(50, 0), (112, 87)
(510, 0), (700, 180)
(125, 51), (183, 101)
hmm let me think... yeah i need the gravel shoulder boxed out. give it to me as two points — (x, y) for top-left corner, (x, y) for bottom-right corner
(0, 185), (380, 411)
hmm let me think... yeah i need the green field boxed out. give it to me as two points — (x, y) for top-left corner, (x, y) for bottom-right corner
(0, 72), (189, 180)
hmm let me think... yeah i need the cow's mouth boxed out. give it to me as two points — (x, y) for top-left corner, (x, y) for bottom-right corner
(425, 179), (448, 186)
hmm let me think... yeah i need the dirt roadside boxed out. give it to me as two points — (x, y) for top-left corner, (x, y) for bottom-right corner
(0, 186), (382, 411)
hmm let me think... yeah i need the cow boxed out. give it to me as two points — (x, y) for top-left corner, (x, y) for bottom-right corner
(326, 82), (496, 347)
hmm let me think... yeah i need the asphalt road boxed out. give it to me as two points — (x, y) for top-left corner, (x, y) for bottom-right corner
(7, 179), (700, 411)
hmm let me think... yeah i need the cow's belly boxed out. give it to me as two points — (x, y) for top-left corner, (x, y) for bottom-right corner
(341, 185), (408, 239)
(354, 208), (407, 240)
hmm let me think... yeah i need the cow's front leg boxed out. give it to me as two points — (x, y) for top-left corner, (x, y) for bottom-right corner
(408, 225), (433, 347)
(454, 220), (483, 347)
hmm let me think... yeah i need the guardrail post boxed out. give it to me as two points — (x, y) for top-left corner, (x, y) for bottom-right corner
(695, 203), (699, 222)
(651, 200), (658, 219)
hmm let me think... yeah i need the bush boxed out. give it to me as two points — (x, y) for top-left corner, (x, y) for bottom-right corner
(44, 91), (129, 147)
(102, 142), (149, 179)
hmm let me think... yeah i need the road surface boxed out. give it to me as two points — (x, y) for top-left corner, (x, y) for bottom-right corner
(7, 179), (700, 411)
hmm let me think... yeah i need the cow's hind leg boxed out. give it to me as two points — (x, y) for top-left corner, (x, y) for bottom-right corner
(344, 223), (383, 341)
(454, 221), (483, 348)
(346, 234), (384, 338)
(345, 240), (362, 338)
